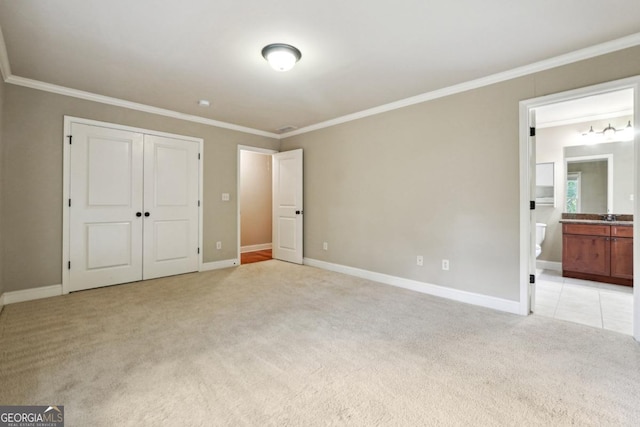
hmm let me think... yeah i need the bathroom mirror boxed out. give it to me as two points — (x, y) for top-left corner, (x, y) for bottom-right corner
(564, 139), (634, 214)
(564, 155), (611, 213)
(535, 162), (555, 206)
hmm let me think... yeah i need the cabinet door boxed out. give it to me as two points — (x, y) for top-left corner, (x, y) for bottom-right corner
(562, 234), (610, 276)
(611, 237), (633, 279)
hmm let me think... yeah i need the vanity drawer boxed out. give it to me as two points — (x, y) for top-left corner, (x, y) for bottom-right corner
(563, 223), (610, 237)
(612, 226), (633, 238)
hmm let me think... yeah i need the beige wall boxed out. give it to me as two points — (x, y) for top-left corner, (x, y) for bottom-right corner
(280, 46), (640, 302)
(240, 151), (272, 247)
(0, 79), (4, 299)
(535, 125), (565, 263)
(1, 84), (279, 292)
(2, 45), (640, 300)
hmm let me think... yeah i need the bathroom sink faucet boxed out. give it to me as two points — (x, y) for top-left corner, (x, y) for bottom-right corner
(603, 214), (617, 222)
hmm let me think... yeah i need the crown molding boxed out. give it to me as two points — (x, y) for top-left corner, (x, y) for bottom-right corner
(282, 32), (640, 138)
(0, 24), (11, 81)
(6, 76), (279, 139)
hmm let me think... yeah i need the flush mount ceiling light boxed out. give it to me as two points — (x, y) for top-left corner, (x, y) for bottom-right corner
(261, 43), (301, 72)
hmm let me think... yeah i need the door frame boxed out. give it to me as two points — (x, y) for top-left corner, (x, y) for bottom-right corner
(518, 76), (640, 341)
(62, 116), (204, 294)
(237, 145), (278, 264)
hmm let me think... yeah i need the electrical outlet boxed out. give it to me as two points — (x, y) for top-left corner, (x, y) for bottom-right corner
(216, 241), (222, 250)
(323, 242), (328, 251)
(221, 193), (230, 201)
(442, 259), (450, 271)
(416, 255), (424, 266)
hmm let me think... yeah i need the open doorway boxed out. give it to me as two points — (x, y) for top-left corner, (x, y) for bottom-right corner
(534, 91), (633, 334)
(238, 146), (277, 264)
(519, 77), (639, 341)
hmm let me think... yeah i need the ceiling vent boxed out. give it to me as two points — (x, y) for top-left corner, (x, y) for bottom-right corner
(276, 125), (298, 134)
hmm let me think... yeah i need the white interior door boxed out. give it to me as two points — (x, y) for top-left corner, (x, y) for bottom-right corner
(143, 135), (199, 279)
(272, 149), (303, 264)
(69, 124), (144, 291)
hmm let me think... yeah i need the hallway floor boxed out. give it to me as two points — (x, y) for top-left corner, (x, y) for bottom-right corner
(241, 249), (272, 264)
(534, 269), (633, 335)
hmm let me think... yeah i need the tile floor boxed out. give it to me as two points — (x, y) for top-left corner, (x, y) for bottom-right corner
(534, 269), (634, 335)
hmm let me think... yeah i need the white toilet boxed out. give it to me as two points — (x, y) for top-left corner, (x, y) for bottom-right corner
(535, 223), (547, 258)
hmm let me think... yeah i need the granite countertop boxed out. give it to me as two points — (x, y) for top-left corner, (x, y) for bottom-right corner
(559, 219), (633, 226)
(560, 213), (633, 226)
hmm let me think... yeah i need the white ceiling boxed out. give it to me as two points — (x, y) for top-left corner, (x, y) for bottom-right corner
(1, 0), (640, 135)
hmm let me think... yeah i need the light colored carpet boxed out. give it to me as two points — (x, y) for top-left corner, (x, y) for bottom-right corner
(0, 260), (639, 426)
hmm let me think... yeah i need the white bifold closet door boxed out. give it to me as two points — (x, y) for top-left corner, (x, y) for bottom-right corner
(69, 123), (199, 292)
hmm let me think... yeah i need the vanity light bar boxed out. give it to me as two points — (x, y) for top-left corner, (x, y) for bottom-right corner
(582, 120), (634, 142)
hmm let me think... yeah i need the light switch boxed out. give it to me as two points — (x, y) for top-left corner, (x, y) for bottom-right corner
(222, 193), (230, 201)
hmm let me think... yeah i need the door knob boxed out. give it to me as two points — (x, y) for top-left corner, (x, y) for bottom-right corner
(136, 212), (142, 217)
(144, 212), (150, 217)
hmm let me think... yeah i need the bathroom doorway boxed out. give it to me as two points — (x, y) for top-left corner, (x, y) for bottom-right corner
(238, 146), (277, 264)
(519, 76), (640, 340)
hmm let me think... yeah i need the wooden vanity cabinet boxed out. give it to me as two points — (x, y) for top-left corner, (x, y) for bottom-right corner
(562, 224), (610, 277)
(611, 225), (633, 280)
(562, 223), (633, 287)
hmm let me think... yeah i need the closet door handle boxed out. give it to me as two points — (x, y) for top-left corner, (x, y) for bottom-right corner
(136, 212), (142, 217)
(144, 212), (150, 217)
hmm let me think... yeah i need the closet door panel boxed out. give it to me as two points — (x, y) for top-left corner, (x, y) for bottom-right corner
(143, 135), (199, 279)
(69, 124), (144, 291)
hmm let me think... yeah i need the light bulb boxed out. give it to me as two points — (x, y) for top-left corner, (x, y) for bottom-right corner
(583, 126), (596, 144)
(622, 120), (634, 141)
(602, 123), (616, 139)
(266, 50), (297, 72)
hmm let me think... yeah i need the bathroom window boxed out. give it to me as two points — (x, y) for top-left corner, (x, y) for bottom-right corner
(566, 172), (581, 213)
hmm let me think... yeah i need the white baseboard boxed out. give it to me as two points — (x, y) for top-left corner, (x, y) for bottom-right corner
(536, 260), (562, 272)
(304, 258), (521, 315)
(1, 261), (240, 306)
(2, 284), (63, 305)
(200, 259), (239, 271)
(241, 243), (272, 253)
